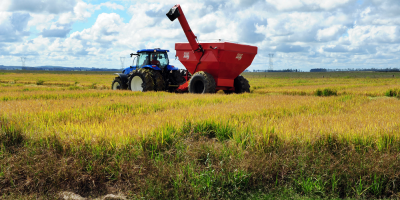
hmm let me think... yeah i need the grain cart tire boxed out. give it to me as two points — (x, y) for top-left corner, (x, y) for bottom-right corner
(152, 70), (166, 91)
(233, 75), (250, 93)
(129, 68), (155, 92)
(188, 71), (216, 94)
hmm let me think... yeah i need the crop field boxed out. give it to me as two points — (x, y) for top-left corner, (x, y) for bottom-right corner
(1, 70), (400, 199)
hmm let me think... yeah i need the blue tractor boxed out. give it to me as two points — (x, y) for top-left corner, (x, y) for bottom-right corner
(112, 48), (187, 92)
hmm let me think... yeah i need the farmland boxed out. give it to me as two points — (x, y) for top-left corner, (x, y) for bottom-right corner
(1, 71), (400, 199)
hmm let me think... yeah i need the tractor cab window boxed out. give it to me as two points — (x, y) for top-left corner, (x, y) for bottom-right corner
(137, 51), (169, 68)
(137, 52), (150, 67)
(150, 52), (169, 69)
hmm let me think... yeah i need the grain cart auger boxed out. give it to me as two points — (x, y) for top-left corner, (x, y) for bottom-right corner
(167, 4), (258, 94)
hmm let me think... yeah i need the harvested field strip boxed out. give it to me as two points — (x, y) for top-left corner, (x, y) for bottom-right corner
(253, 84), (400, 96)
(0, 72), (116, 86)
(0, 90), (151, 101)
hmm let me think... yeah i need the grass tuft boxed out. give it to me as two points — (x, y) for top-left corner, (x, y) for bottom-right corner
(385, 88), (400, 98)
(315, 88), (337, 96)
(36, 80), (45, 85)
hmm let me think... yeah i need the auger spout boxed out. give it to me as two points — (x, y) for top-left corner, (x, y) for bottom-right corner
(166, 4), (203, 60)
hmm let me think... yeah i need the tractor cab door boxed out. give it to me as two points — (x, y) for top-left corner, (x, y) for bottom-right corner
(138, 52), (150, 67)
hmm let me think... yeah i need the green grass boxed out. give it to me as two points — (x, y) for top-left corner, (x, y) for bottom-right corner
(2, 119), (400, 199)
(315, 88), (337, 96)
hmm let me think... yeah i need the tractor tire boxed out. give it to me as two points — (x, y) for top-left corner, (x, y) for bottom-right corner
(188, 71), (216, 94)
(129, 68), (155, 92)
(172, 70), (187, 85)
(152, 70), (165, 91)
(233, 75), (250, 93)
(223, 90), (233, 94)
(111, 77), (126, 90)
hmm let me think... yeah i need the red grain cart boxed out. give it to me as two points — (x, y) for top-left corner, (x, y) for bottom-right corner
(167, 4), (258, 94)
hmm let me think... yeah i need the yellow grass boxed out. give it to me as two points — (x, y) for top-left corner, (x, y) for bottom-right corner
(1, 72), (400, 148)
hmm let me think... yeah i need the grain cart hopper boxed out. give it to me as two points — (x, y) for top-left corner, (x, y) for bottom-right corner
(167, 4), (258, 93)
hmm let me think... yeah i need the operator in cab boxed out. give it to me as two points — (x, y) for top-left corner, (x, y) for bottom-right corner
(151, 53), (160, 66)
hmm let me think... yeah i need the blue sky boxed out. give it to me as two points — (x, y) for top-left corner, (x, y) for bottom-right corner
(0, 0), (400, 71)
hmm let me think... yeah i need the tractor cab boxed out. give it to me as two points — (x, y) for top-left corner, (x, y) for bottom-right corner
(136, 50), (169, 69)
(121, 49), (171, 75)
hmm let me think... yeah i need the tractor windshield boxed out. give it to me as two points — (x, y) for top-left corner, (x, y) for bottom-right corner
(137, 52), (169, 69)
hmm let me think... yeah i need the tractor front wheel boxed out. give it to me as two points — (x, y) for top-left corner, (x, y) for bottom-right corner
(111, 77), (127, 90)
(129, 68), (155, 92)
(188, 71), (216, 94)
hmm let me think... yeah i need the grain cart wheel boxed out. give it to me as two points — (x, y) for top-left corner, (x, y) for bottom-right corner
(188, 71), (216, 94)
(129, 68), (155, 92)
(152, 71), (165, 91)
(233, 75), (250, 93)
(111, 77), (127, 90)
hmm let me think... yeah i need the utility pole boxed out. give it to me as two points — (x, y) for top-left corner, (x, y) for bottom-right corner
(268, 53), (274, 71)
(120, 57), (125, 70)
(20, 57), (26, 67)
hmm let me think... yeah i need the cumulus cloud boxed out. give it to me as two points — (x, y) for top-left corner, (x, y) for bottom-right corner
(7, 0), (77, 14)
(317, 25), (347, 41)
(41, 27), (72, 38)
(276, 44), (309, 52)
(265, 0), (353, 11)
(0, 12), (31, 42)
(72, 13), (123, 44)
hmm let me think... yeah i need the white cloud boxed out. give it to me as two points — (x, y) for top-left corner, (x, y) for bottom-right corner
(317, 25), (347, 41)
(0, 0), (12, 12)
(348, 25), (400, 45)
(7, 0), (77, 14)
(58, 1), (94, 25)
(98, 2), (124, 11)
(265, 0), (353, 11)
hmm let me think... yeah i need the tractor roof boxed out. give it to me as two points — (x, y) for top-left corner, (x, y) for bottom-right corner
(137, 49), (169, 53)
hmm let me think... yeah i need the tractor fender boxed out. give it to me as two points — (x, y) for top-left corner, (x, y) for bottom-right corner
(142, 65), (162, 71)
(114, 73), (129, 84)
(166, 65), (179, 71)
(123, 67), (135, 75)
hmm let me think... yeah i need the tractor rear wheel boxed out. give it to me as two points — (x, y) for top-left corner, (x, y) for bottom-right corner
(233, 75), (250, 93)
(129, 68), (155, 92)
(152, 71), (165, 91)
(188, 71), (216, 94)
